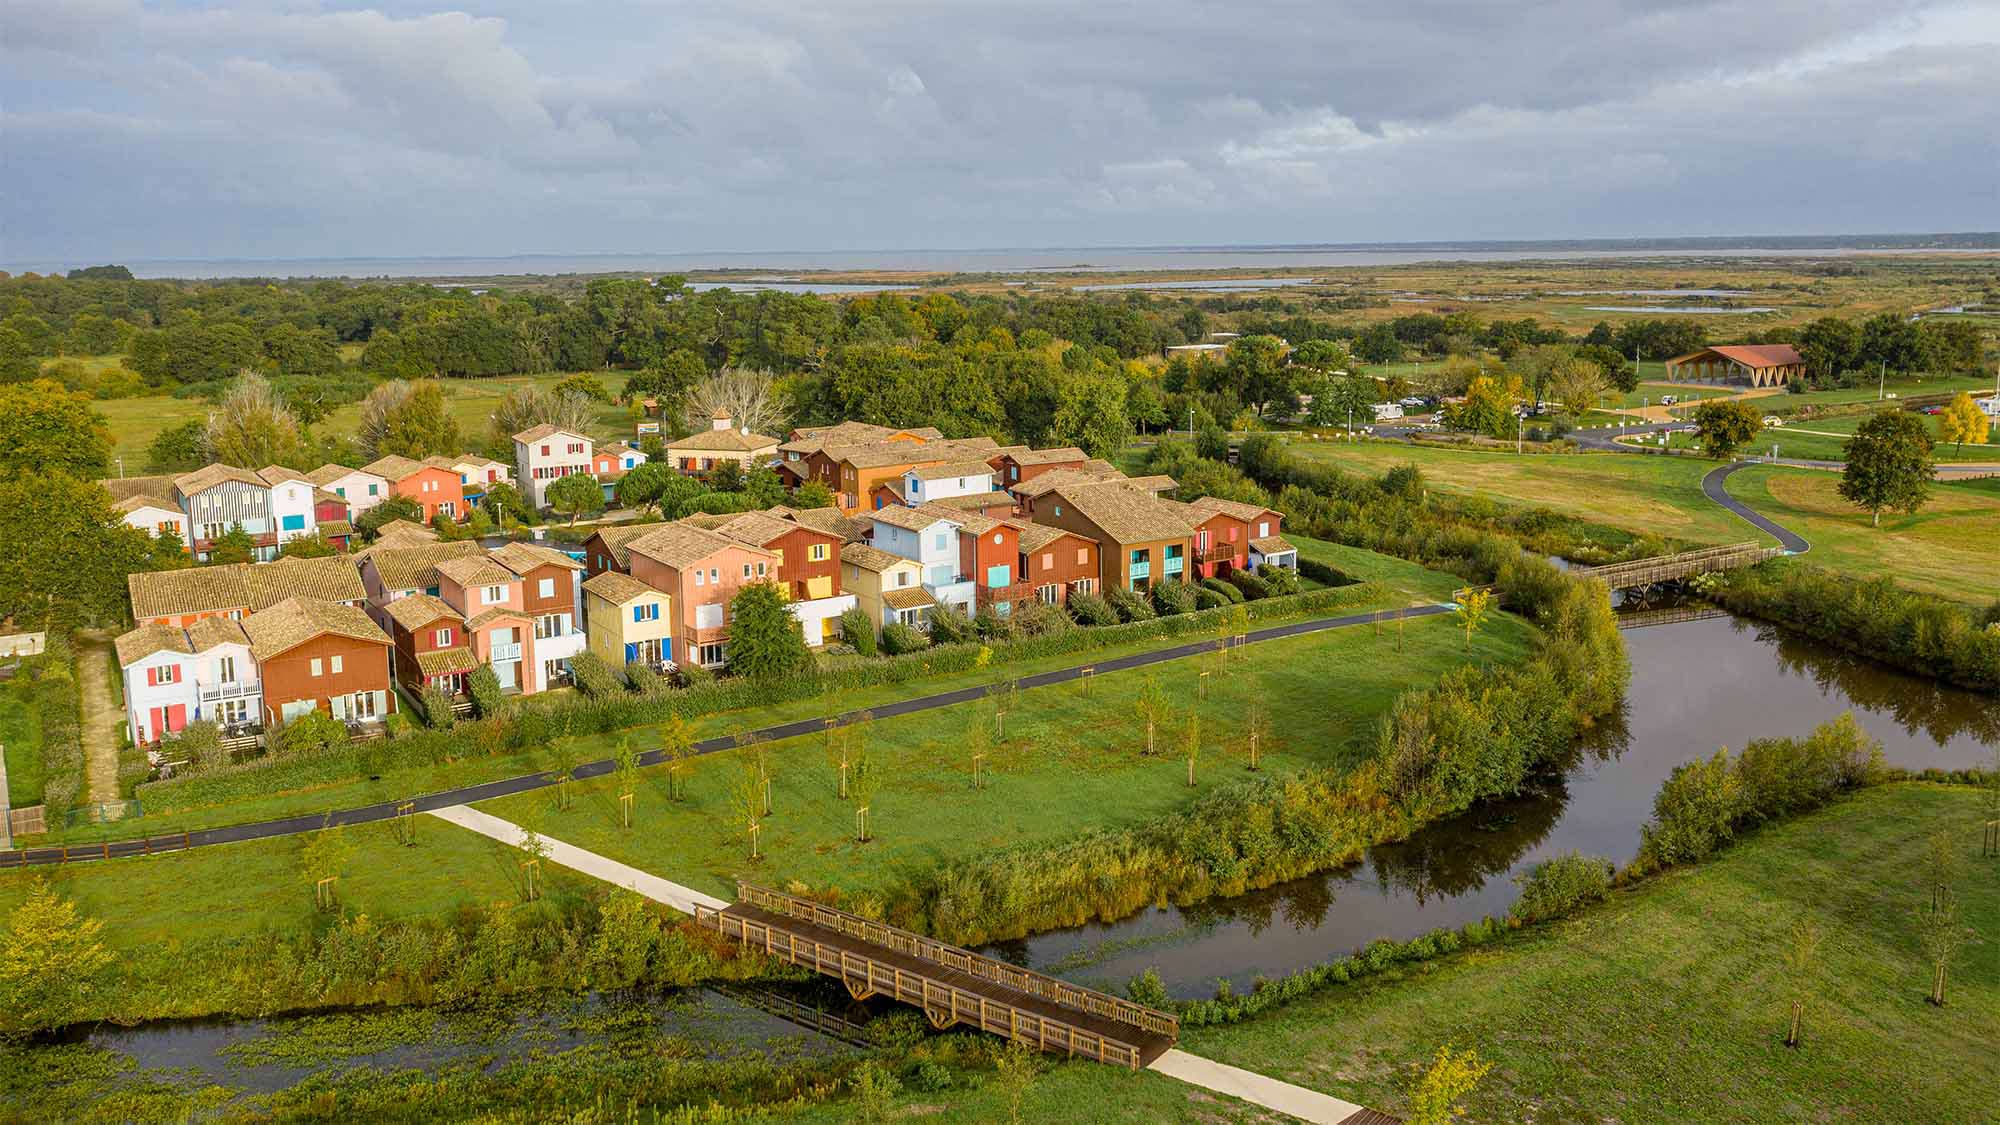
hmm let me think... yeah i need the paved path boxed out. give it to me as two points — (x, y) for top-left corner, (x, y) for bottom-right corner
(5, 601), (1455, 867)
(426, 804), (726, 914)
(1701, 462), (1811, 553)
(75, 632), (122, 805)
(438, 804), (1390, 1125)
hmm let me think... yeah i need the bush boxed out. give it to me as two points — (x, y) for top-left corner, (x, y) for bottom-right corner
(165, 720), (226, 774)
(1200, 576), (1244, 604)
(26, 643), (85, 814)
(1193, 585), (1230, 610)
(1508, 852), (1613, 924)
(1011, 600), (1073, 637)
(839, 608), (877, 657)
(928, 606), (977, 645)
(624, 662), (670, 697)
(905, 1059), (954, 1093)
(1297, 558), (1354, 588)
(1105, 586), (1155, 622)
(569, 651), (623, 699)
(973, 607), (1014, 641)
(467, 664), (504, 718)
(1226, 569), (1270, 600)
(1066, 591), (1118, 626)
(881, 621), (930, 656)
(1636, 713), (1884, 871)
(418, 684), (458, 730)
(1126, 967), (1170, 1009)
(274, 709), (348, 758)
(1258, 565), (1300, 596)
(675, 661), (713, 688)
(1151, 580), (1196, 616)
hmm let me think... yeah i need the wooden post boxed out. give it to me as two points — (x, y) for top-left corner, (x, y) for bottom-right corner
(619, 791), (633, 828)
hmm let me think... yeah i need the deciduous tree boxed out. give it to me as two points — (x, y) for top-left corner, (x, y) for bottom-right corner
(1690, 398), (1763, 459)
(1780, 917), (1822, 1048)
(545, 471), (605, 525)
(0, 880), (113, 1036)
(1938, 392), (1990, 452)
(1403, 1044), (1494, 1125)
(204, 371), (303, 468)
(1839, 410), (1934, 526)
(0, 379), (114, 478)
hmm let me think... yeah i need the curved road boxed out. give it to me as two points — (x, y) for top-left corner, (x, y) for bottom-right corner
(1700, 462), (1810, 553)
(5, 602), (1453, 868)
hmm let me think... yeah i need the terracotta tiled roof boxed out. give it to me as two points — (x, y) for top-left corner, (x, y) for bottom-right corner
(369, 518), (438, 544)
(1044, 481), (1196, 544)
(173, 463), (266, 495)
(668, 427), (779, 453)
(463, 606), (531, 631)
(1122, 475), (1179, 494)
(434, 554), (519, 588)
(882, 586), (937, 610)
(256, 465), (309, 485)
(128, 568), (250, 621)
(362, 541), (484, 591)
(114, 623), (193, 666)
(988, 444), (1032, 459)
(773, 506), (869, 543)
(317, 519), (354, 538)
(838, 542), (909, 573)
(305, 463), (377, 487)
(415, 647), (480, 677)
(870, 505), (957, 533)
(361, 454), (429, 482)
(383, 592), (462, 631)
(1251, 536), (1296, 556)
(909, 460), (995, 482)
(583, 570), (660, 605)
(184, 616), (251, 653)
(1008, 446), (1089, 466)
(1011, 465), (1125, 498)
(489, 541), (583, 575)
(244, 556), (367, 607)
(628, 522), (773, 570)
(918, 503), (1005, 536)
(113, 493), (181, 515)
(1009, 520), (1089, 554)
(513, 423), (589, 445)
(585, 523), (666, 568)
(243, 596), (389, 660)
(925, 490), (1016, 512)
(102, 474), (178, 504)
(1673, 344), (1804, 369)
(1184, 496), (1271, 523)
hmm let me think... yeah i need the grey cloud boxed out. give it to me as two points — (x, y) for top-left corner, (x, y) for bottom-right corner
(0, 0), (1994, 264)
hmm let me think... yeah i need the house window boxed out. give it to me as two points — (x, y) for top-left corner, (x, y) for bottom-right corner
(218, 698), (250, 726)
(368, 483), (379, 496)
(310, 658), (323, 677)
(535, 612), (567, 638)
(1258, 520), (1271, 537)
(434, 627), (453, 647)
(1041, 551), (1053, 570)
(541, 444), (551, 456)
(808, 543), (829, 562)
(147, 664), (181, 687)
(895, 571), (911, 587)
(335, 486), (346, 498)
(709, 567), (718, 583)
(693, 570), (705, 587)
(698, 642), (726, 666)
(742, 564), (752, 579)
(216, 655), (236, 682)
(1053, 505), (1063, 516)
(281, 513), (306, 531)
(631, 603), (659, 622)
(1076, 547), (1089, 565)
(933, 532), (949, 552)
(483, 585), (505, 605)
(567, 442), (584, 455)
(756, 562), (767, 578)
(1228, 526), (1239, 542)
(538, 577), (555, 599)
(1038, 583), (1060, 605)
(992, 533), (1002, 545)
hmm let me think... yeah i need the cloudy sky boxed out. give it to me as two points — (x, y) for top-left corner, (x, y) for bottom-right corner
(3, 0), (1996, 266)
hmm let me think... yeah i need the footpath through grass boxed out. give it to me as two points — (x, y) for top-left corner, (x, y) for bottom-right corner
(32, 545), (1440, 850)
(1165, 783), (1997, 1123)
(474, 611), (1534, 904)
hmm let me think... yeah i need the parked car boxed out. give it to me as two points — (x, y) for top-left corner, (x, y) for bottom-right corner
(1919, 405), (1944, 415)
(1659, 394), (1678, 406)
(1761, 416), (1784, 428)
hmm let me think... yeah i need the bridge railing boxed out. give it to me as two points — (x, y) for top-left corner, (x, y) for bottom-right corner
(731, 881), (1180, 1040)
(695, 900), (1150, 1069)
(1580, 542), (1777, 588)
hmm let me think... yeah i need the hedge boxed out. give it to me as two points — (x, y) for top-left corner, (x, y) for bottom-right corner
(136, 583), (1390, 812)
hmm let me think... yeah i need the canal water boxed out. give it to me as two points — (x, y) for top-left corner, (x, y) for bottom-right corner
(984, 611), (1997, 998)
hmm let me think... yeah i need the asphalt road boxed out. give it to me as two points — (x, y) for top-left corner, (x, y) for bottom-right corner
(6, 601), (1454, 868)
(1701, 462), (1811, 553)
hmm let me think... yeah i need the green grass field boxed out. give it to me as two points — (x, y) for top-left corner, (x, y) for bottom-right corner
(473, 611), (1533, 904)
(0, 676), (45, 808)
(1171, 783), (1998, 1123)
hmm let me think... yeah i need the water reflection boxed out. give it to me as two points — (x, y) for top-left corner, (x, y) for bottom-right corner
(988, 610), (1994, 998)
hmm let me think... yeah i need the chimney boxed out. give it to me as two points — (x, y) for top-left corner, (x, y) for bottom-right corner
(711, 408), (731, 432)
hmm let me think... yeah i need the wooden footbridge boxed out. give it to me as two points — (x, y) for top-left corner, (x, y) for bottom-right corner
(695, 883), (1178, 1069)
(1578, 541), (1778, 590)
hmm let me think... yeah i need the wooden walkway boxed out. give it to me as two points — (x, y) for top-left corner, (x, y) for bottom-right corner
(1579, 541), (1777, 589)
(696, 882), (1178, 1069)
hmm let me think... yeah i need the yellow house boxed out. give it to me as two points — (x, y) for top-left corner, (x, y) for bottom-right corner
(839, 541), (933, 633)
(583, 570), (676, 668)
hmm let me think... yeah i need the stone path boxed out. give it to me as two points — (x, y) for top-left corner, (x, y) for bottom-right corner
(433, 804), (1392, 1124)
(74, 631), (123, 807)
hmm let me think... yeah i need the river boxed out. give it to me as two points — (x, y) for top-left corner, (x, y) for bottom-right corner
(983, 609), (1997, 998)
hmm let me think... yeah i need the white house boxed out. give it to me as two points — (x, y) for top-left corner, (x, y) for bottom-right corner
(111, 494), (187, 544)
(897, 460), (996, 506)
(513, 424), (595, 509)
(184, 616), (262, 731)
(116, 623), (199, 745)
(1977, 396), (1999, 418)
(257, 467), (320, 545)
(306, 464), (393, 517)
(868, 506), (976, 613)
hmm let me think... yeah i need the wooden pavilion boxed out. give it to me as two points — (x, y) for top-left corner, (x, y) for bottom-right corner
(1662, 344), (1805, 388)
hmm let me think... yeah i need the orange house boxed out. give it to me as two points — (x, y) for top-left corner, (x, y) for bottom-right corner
(625, 522), (781, 668)
(363, 455), (466, 523)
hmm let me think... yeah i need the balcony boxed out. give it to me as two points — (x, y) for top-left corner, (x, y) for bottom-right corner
(198, 679), (260, 702)
(1127, 561), (1151, 581)
(977, 581), (1034, 606)
(1197, 541), (1238, 562)
(1163, 555), (1185, 577)
(489, 641), (523, 663)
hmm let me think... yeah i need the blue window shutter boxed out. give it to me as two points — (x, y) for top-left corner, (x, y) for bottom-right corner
(625, 643), (637, 663)
(661, 638), (672, 661)
(631, 606), (642, 623)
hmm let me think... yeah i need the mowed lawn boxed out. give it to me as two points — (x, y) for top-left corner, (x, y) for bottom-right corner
(1175, 784), (1999, 1123)
(1290, 440), (1745, 544)
(473, 611), (1535, 903)
(0, 817), (591, 952)
(1724, 468), (2000, 602)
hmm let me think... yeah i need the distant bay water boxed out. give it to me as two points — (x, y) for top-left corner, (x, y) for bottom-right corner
(10, 237), (1995, 281)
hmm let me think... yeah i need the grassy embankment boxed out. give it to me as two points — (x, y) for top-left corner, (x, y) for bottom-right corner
(1644, 409), (1999, 463)
(0, 675), (45, 807)
(24, 541), (1441, 850)
(2, 603), (1533, 943)
(1290, 439), (2000, 602)
(1162, 783), (1998, 1123)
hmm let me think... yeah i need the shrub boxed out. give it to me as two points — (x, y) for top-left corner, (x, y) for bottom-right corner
(165, 720), (225, 774)
(1105, 586), (1155, 622)
(1201, 576), (1244, 604)
(974, 607), (1015, 641)
(839, 608), (878, 657)
(1151, 580), (1196, 616)
(928, 607), (977, 645)
(1193, 585), (1230, 610)
(569, 651), (623, 699)
(675, 661), (713, 688)
(1066, 591), (1118, 626)
(1226, 569), (1270, 600)
(1258, 565), (1300, 596)
(725, 582), (812, 680)
(467, 664), (504, 718)
(1508, 852), (1613, 924)
(1011, 600), (1072, 637)
(274, 709), (348, 759)
(1126, 967), (1170, 1009)
(881, 622), (929, 656)
(905, 1059), (954, 1093)
(624, 662), (670, 697)
(1297, 558), (1353, 588)
(418, 684), (458, 730)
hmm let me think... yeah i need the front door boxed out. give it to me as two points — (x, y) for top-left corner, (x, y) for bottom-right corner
(494, 660), (518, 689)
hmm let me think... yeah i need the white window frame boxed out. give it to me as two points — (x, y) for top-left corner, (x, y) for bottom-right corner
(309, 658), (323, 677)
(330, 654), (343, 674)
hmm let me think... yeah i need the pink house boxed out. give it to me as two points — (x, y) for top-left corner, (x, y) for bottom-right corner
(433, 554), (543, 693)
(624, 522), (780, 668)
